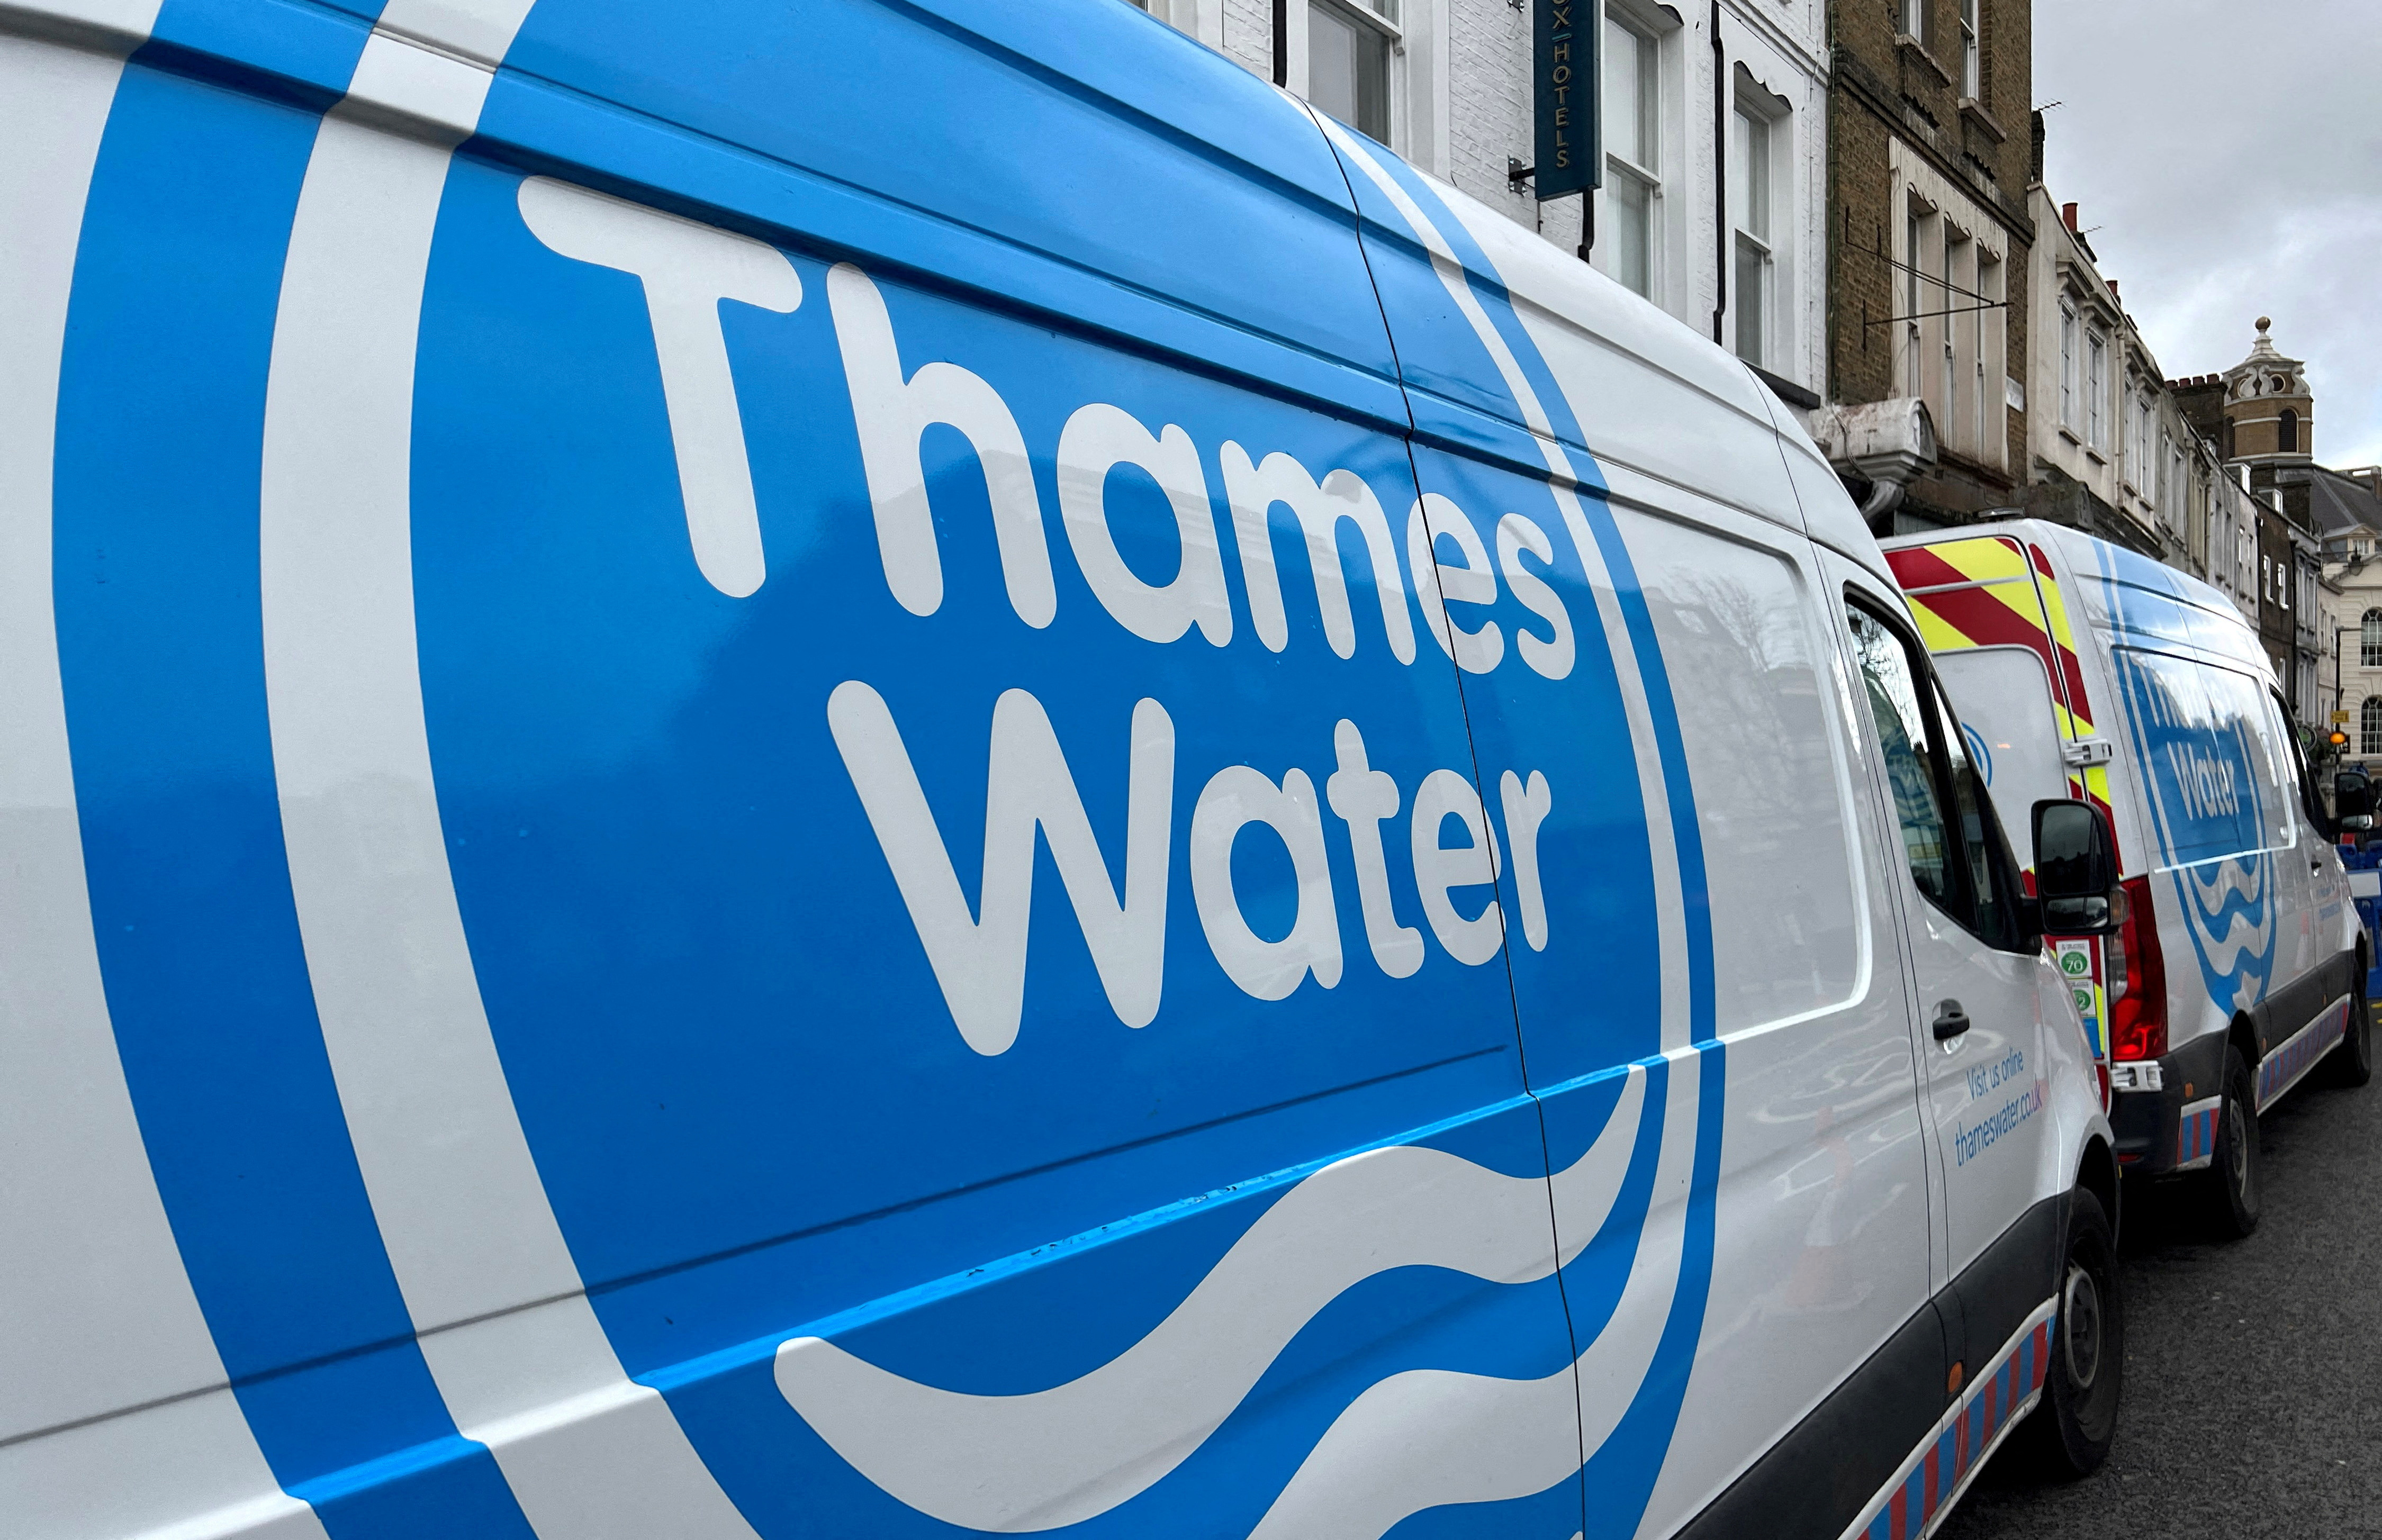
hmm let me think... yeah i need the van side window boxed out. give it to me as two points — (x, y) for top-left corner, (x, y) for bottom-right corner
(1845, 601), (2023, 947)
(1932, 678), (2012, 946)
(2267, 687), (2326, 834)
(1846, 604), (1958, 912)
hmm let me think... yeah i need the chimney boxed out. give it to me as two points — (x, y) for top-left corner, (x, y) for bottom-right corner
(2108, 280), (2120, 302)
(2063, 201), (2079, 232)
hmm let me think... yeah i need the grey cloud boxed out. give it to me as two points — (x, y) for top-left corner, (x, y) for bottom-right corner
(2036, 0), (2382, 465)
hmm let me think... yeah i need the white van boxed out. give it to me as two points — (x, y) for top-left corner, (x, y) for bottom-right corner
(1885, 522), (2370, 1236)
(3, 3), (2113, 1537)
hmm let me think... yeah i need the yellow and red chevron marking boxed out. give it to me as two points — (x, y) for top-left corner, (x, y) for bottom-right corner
(1884, 535), (2118, 841)
(2026, 542), (2116, 819)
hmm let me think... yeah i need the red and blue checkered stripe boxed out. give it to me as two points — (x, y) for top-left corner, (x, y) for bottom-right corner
(2256, 996), (2350, 1111)
(2175, 1095), (2222, 1170)
(1847, 1302), (2056, 1540)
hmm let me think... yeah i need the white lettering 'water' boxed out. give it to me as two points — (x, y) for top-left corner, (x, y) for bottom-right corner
(831, 689), (1551, 1049)
(1326, 720), (1426, 979)
(826, 681), (1174, 1055)
(1190, 765), (1343, 1000)
(2166, 742), (2240, 821)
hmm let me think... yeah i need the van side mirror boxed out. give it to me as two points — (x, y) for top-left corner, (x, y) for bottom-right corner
(2032, 799), (2119, 935)
(2336, 771), (2373, 827)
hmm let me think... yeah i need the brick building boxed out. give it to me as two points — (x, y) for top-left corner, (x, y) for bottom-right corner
(1129, 0), (1833, 403)
(1817, 0), (2033, 532)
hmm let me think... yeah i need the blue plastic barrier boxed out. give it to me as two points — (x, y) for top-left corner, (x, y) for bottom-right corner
(2343, 843), (2382, 999)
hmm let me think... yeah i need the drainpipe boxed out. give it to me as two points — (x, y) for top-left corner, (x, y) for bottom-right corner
(1711, 0), (1726, 345)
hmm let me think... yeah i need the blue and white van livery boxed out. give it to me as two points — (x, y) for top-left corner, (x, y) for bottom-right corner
(2, 3), (2116, 1538)
(1887, 521), (2371, 1235)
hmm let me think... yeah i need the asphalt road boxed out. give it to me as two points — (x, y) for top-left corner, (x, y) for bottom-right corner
(1939, 1060), (2382, 1539)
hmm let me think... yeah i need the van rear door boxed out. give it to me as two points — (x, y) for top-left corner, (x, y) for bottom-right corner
(1888, 536), (2115, 1060)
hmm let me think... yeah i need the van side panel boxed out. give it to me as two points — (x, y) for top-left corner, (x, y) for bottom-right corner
(9, 2), (1636, 1536)
(45, 38), (544, 1537)
(1327, 139), (1941, 1540)
(0, 19), (332, 1540)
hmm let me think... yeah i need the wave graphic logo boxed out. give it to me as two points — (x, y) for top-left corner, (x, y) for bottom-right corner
(2175, 850), (2273, 1014)
(776, 1060), (1702, 1535)
(2112, 649), (2277, 1015)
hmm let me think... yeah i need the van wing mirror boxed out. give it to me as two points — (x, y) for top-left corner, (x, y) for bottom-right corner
(2032, 799), (2119, 935)
(2336, 771), (2374, 825)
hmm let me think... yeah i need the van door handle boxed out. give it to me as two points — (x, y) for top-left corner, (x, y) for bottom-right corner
(1932, 1000), (1972, 1041)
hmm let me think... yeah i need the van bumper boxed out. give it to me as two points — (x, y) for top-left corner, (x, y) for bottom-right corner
(2109, 1031), (2230, 1178)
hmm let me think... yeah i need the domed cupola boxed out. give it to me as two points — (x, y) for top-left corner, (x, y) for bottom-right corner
(2222, 316), (2312, 462)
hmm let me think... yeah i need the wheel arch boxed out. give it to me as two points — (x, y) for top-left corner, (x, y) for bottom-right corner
(2227, 1010), (2261, 1077)
(2076, 1134), (2118, 1239)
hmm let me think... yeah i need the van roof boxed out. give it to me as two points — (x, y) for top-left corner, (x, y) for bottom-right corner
(1882, 518), (2273, 678)
(1404, 169), (1897, 588)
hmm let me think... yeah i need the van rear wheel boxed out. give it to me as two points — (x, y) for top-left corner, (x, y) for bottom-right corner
(2010, 1187), (2123, 1479)
(2194, 1048), (2261, 1241)
(2324, 972), (2372, 1088)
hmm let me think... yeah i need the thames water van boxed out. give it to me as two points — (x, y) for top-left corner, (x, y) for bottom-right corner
(1885, 523), (2370, 1235)
(5, 3), (2117, 1538)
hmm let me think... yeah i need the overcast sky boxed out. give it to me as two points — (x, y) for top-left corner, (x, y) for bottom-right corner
(2034, 0), (2382, 468)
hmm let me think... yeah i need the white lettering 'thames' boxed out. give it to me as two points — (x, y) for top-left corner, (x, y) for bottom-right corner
(828, 264), (1057, 628)
(516, 177), (799, 599)
(827, 681), (1172, 1055)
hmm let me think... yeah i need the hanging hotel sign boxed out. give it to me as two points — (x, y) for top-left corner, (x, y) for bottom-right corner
(1529, 0), (1598, 200)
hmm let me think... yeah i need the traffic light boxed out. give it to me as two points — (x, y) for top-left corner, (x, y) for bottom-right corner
(2331, 730), (2350, 748)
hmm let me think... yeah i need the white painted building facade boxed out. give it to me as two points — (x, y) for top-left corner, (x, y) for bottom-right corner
(1134, 0), (1830, 401)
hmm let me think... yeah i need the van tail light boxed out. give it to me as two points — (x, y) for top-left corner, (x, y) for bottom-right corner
(2106, 875), (2167, 1062)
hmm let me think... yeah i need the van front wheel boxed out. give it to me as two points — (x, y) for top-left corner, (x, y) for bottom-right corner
(2010, 1187), (2123, 1479)
(2324, 972), (2372, 1089)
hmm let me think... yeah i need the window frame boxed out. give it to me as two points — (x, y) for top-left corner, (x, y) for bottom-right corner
(2270, 686), (2327, 836)
(1304, 0), (1401, 148)
(2363, 695), (2382, 756)
(1959, 0), (1979, 98)
(1941, 228), (1965, 450)
(2085, 330), (2107, 449)
(1602, 10), (1664, 301)
(1973, 251), (1998, 456)
(1842, 593), (2030, 952)
(1730, 99), (1776, 368)
(2059, 303), (2077, 431)
(1903, 205), (1927, 398)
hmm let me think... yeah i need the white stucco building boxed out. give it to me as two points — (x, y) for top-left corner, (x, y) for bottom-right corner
(1133, 0), (1830, 402)
(2024, 188), (2209, 570)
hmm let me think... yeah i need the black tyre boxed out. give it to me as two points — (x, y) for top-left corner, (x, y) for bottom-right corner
(2194, 1047), (2261, 1240)
(2324, 965), (2373, 1089)
(2010, 1186), (2123, 1479)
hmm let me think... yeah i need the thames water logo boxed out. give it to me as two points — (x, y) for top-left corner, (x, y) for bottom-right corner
(2119, 656), (2277, 1014)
